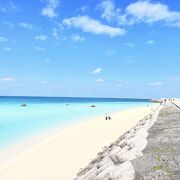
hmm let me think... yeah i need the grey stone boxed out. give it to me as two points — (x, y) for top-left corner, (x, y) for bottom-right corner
(109, 161), (135, 180)
(132, 102), (180, 180)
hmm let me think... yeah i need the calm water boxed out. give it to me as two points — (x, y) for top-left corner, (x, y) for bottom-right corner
(0, 96), (150, 149)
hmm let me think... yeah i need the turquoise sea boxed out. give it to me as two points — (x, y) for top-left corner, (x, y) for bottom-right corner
(0, 96), (150, 149)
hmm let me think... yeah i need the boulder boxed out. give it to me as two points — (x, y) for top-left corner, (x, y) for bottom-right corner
(96, 164), (116, 179)
(129, 137), (147, 152)
(116, 148), (143, 163)
(110, 161), (135, 180)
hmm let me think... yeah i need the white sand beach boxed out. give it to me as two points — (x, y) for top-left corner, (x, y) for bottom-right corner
(0, 106), (151, 180)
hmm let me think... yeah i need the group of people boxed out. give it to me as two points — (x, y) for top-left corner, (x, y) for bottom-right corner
(105, 113), (111, 120)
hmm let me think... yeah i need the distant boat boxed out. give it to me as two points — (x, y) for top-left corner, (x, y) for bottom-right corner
(20, 104), (27, 107)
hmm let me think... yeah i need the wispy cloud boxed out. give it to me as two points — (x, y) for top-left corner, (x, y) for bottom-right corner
(0, 36), (8, 42)
(52, 28), (60, 40)
(35, 35), (47, 41)
(96, 78), (104, 82)
(116, 81), (131, 87)
(41, 0), (59, 18)
(52, 28), (58, 37)
(125, 42), (135, 47)
(96, 1), (180, 29)
(106, 79), (131, 87)
(105, 47), (115, 56)
(71, 34), (84, 42)
(2, 21), (14, 28)
(124, 56), (135, 63)
(0, 1), (19, 13)
(92, 68), (102, 74)
(52, 26), (65, 41)
(2, 47), (12, 51)
(19, 22), (33, 30)
(118, 1), (180, 28)
(97, 0), (116, 23)
(63, 16), (126, 37)
(44, 59), (51, 63)
(77, 5), (89, 13)
(170, 77), (180, 81)
(148, 82), (163, 86)
(1, 76), (15, 82)
(35, 46), (45, 51)
(40, 80), (48, 84)
(115, 84), (123, 87)
(145, 40), (155, 45)
(97, 0), (127, 27)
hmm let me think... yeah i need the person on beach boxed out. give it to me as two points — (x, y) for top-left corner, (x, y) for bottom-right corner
(105, 114), (108, 120)
(105, 113), (112, 120)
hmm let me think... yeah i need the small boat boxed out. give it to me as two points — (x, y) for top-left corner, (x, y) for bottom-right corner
(20, 104), (27, 107)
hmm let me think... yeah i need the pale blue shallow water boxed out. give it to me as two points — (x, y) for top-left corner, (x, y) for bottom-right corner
(0, 96), (151, 149)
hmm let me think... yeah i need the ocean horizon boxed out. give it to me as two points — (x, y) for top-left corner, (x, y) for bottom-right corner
(0, 96), (151, 101)
(0, 96), (151, 149)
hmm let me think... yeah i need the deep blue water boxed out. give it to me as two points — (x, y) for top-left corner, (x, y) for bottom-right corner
(0, 96), (150, 104)
(0, 96), (150, 149)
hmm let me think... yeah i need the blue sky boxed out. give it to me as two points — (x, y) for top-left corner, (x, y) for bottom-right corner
(0, 0), (180, 98)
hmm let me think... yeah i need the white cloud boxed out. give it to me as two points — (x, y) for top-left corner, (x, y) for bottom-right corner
(35, 35), (47, 41)
(112, 80), (131, 87)
(2, 21), (14, 28)
(96, 78), (104, 82)
(125, 42), (135, 47)
(41, 0), (59, 18)
(96, 0), (180, 29)
(77, 5), (89, 13)
(0, 1), (19, 13)
(97, 0), (128, 26)
(1, 76), (15, 82)
(173, 77), (180, 80)
(115, 82), (130, 87)
(2, 47), (12, 51)
(145, 40), (155, 45)
(148, 82), (163, 86)
(52, 26), (65, 40)
(71, 34), (84, 42)
(42, 7), (56, 18)
(92, 68), (102, 74)
(52, 28), (58, 39)
(0, 36), (8, 42)
(44, 59), (51, 62)
(40, 80), (48, 84)
(98, 0), (116, 23)
(118, 1), (180, 28)
(63, 16), (126, 37)
(105, 47), (115, 56)
(116, 84), (122, 87)
(124, 81), (130, 85)
(35, 46), (45, 51)
(19, 22), (33, 30)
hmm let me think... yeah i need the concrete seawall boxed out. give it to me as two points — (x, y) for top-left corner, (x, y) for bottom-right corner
(74, 104), (162, 179)
(132, 101), (180, 179)
(74, 101), (180, 179)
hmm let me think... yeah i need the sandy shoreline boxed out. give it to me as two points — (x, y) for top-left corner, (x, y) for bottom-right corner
(0, 105), (151, 180)
(75, 104), (161, 179)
